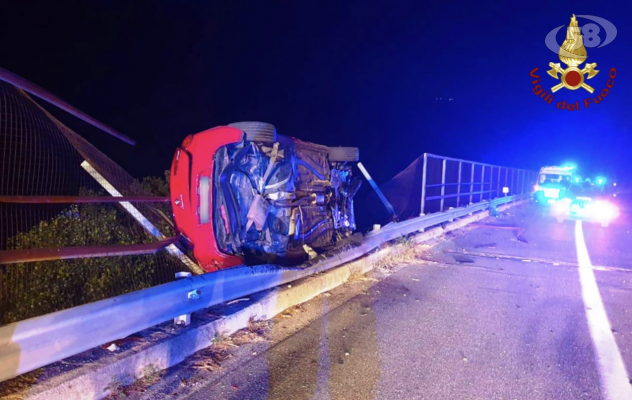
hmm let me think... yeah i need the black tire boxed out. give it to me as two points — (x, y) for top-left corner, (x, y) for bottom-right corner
(228, 121), (277, 143)
(328, 146), (360, 162)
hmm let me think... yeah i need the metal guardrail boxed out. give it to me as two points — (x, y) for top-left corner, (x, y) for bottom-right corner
(420, 153), (537, 215)
(0, 192), (528, 382)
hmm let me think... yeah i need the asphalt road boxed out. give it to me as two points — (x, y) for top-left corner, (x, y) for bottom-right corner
(138, 203), (632, 400)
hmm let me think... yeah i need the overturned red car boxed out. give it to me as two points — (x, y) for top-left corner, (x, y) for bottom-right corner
(170, 122), (361, 272)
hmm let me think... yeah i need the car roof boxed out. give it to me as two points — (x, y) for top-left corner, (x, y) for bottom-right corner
(539, 166), (572, 175)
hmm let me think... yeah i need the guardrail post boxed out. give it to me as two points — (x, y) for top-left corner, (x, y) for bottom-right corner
(420, 153), (428, 215)
(440, 158), (447, 212)
(456, 161), (462, 207)
(174, 272), (194, 326)
(489, 166), (493, 199)
(496, 167), (501, 199)
(480, 165), (485, 202)
(469, 163), (475, 205)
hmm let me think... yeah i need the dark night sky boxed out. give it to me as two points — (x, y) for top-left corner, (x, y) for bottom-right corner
(0, 1), (630, 184)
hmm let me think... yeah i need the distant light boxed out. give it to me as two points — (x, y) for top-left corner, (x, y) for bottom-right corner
(614, 182), (617, 187)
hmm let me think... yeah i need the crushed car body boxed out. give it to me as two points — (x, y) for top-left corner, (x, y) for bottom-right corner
(170, 121), (361, 271)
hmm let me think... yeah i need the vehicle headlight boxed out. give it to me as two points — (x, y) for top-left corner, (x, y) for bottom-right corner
(594, 201), (619, 221)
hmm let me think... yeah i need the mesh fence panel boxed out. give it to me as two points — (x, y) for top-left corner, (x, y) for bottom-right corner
(0, 81), (190, 325)
(365, 154), (537, 223)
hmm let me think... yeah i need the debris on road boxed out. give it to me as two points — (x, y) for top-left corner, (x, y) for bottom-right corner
(106, 343), (120, 352)
(474, 242), (497, 249)
(472, 223), (529, 243)
(100, 334), (143, 350)
(226, 298), (250, 306)
(452, 254), (475, 264)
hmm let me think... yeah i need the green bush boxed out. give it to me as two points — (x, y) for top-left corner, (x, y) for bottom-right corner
(1, 172), (182, 324)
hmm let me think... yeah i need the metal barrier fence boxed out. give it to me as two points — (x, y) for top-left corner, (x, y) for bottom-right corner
(0, 80), (192, 325)
(420, 153), (537, 215)
(0, 192), (529, 382)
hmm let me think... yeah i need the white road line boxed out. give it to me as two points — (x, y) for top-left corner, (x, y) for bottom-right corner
(575, 220), (632, 400)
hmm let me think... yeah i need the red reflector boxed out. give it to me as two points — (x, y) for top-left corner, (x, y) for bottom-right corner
(181, 135), (194, 148)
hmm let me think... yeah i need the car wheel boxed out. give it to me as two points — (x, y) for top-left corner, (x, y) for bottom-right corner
(228, 121), (277, 143)
(328, 146), (360, 162)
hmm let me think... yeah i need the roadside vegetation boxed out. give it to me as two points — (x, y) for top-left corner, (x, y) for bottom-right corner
(374, 236), (427, 272)
(0, 172), (181, 325)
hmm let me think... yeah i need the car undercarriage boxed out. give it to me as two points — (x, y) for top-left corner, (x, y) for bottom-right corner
(210, 122), (361, 265)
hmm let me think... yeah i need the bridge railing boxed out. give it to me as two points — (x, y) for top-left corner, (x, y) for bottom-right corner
(0, 190), (530, 383)
(0, 80), (192, 326)
(420, 153), (538, 215)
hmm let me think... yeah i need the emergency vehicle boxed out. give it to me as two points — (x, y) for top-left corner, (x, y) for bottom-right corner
(533, 166), (573, 203)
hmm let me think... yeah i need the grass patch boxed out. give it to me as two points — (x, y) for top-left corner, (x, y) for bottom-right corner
(105, 364), (164, 399)
(190, 319), (270, 372)
(374, 236), (427, 272)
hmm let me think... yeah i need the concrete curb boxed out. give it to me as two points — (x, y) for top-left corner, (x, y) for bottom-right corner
(17, 200), (524, 400)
